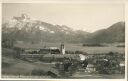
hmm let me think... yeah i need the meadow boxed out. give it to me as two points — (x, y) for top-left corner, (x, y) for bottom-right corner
(14, 42), (125, 54)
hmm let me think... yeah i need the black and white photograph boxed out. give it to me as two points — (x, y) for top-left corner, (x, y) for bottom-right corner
(1, 2), (126, 79)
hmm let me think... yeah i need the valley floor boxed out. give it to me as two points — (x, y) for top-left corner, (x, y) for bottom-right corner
(2, 56), (125, 79)
(2, 43), (125, 79)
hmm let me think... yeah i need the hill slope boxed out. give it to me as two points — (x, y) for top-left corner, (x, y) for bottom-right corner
(84, 22), (125, 43)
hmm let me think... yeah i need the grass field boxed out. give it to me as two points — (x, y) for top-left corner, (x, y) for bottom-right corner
(14, 42), (125, 54)
(71, 72), (125, 79)
(2, 56), (58, 78)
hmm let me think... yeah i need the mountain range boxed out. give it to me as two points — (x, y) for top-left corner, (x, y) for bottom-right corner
(84, 21), (125, 43)
(2, 14), (125, 44)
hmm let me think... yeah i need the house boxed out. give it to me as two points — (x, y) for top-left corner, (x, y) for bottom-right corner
(85, 64), (96, 73)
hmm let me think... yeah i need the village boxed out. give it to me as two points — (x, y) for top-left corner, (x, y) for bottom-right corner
(5, 41), (124, 78)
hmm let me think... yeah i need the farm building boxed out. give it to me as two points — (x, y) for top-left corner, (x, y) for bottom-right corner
(43, 54), (81, 61)
(15, 42), (83, 61)
(14, 42), (66, 54)
(85, 64), (96, 72)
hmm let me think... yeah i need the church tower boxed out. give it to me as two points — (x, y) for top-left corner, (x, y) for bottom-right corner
(60, 43), (65, 55)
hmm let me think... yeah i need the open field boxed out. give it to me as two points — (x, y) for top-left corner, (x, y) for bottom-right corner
(71, 72), (125, 79)
(14, 42), (125, 54)
(2, 56), (57, 78)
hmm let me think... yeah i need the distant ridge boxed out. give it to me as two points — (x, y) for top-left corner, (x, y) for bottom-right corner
(84, 22), (125, 43)
(2, 14), (125, 44)
(2, 14), (89, 43)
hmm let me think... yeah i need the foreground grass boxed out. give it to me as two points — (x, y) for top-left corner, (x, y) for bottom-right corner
(2, 48), (57, 77)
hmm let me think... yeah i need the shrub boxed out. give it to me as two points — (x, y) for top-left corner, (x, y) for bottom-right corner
(55, 58), (79, 78)
(46, 71), (58, 78)
(75, 51), (83, 54)
(94, 52), (121, 74)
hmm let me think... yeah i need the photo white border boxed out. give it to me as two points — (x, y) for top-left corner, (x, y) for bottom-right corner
(0, 0), (127, 81)
(0, 1), (2, 79)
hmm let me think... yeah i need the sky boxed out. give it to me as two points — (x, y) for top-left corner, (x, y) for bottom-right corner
(2, 3), (124, 32)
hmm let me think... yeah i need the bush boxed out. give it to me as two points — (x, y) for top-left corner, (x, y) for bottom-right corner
(65, 51), (75, 54)
(83, 43), (104, 47)
(94, 52), (121, 74)
(75, 51), (83, 54)
(46, 71), (58, 78)
(55, 58), (79, 77)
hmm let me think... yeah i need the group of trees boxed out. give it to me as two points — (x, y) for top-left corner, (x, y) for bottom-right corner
(92, 52), (125, 74)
